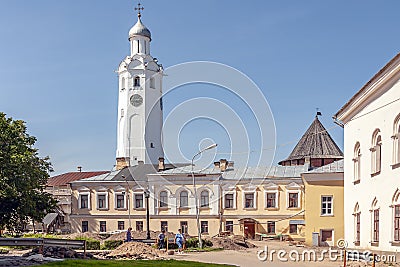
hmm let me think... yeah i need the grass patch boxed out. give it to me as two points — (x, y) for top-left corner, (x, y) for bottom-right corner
(185, 247), (224, 252)
(41, 259), (230, 266)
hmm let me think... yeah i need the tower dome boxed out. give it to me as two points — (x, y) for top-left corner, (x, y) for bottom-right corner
(129, 15), (151, 40)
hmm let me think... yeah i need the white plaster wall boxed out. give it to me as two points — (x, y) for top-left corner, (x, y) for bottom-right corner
(343, 79), (400, 252)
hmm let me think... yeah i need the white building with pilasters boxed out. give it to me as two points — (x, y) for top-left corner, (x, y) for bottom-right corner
(334, 53), (400, 252)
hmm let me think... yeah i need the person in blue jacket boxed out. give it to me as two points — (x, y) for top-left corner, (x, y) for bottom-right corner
(174, 228), (185, 254)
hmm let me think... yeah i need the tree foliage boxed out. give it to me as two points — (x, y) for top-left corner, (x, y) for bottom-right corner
(0, 113), (56, 234)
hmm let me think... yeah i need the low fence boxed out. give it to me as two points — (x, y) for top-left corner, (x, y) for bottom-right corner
(0, 238), (86, 256)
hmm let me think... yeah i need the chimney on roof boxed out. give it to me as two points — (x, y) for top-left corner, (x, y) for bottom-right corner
(138, 160), (144, 165)
(77, 166), (82, 172)
(116, 157), (129, 170)
(220, 159), (227, 172)
(158, 157), (165, 171)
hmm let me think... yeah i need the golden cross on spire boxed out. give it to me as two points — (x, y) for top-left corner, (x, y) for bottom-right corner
(134, 2), (144, 18)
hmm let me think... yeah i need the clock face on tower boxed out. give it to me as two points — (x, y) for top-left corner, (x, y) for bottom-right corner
(130, 94), (143, 107)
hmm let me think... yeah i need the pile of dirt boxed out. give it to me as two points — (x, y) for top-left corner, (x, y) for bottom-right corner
(106, 230), (175, 241)
(23, 246), (93, 259)
(210, 235), (256, 250)
(107, 242), (161, 260)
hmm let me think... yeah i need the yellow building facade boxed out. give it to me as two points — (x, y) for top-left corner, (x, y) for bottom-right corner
(302, 160), (344, 246)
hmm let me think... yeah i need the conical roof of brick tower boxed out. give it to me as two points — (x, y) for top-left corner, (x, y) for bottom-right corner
(278, 115), (343, 165)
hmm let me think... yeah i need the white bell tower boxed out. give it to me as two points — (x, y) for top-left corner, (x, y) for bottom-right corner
(116, 3), (164, 169)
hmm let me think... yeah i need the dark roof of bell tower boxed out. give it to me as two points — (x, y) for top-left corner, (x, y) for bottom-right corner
(278, 115), (343, 165)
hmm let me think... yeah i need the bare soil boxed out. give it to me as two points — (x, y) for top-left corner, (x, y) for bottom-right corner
(107, 242), (162, 260)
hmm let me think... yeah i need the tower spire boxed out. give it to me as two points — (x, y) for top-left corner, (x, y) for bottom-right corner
(134, 2), (144, 18)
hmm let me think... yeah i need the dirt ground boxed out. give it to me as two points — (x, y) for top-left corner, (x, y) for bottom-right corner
(170, 240), (400, 267)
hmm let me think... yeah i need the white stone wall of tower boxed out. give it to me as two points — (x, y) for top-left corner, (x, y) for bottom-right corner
(116, 21), (163, 166)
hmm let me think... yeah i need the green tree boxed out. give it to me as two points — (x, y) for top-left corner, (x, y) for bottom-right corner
(0, 113), (56, 235)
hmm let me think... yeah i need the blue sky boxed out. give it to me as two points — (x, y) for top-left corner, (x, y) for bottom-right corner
(0, 1), (398, 174)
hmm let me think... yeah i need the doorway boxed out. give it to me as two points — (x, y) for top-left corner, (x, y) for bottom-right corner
(243, 220), (256, 239)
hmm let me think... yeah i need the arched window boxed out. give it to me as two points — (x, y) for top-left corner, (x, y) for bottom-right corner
(180, 191), (188, 208)
(353, 203), (360, 244)
(353, 142), (361, 182)
(159, 191), (168, 208)
(393, 115), (400, 165)
(134, 76), (140, 87)
(392, 189), (400, 242)
(371, 129), (382, 175)
(200, 190), (209, 207)
(371, 198), (379, 243)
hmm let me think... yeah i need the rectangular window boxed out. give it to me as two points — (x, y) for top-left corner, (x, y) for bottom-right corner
(395, 206), (400, 241)
(136, 221), (143, 232)
(244, 193), (254, 208)
(288, 193), (298, 208)
(116, 194), (125, 209)
(80, 194), (88, 209)
(180, 221), (188, 234)
(97, 194), (106, 209)
(356, 213), (360, 243)
(82, 221), (88, 233)
(225, 221), (233, 233)
(267, 193), (276, 208)
(321, 230), (333, 242)
(118, 221), (125, 231)
(267, 222), (275, 234)
(161, 221), (168, 232)
(289, 224), (297, 234)
(225, 193), (234, 208)
(201, 221), (209, 234)
(100, 221), (106, 233)
(321, 196), (333, 215)
(135, 194), (144, 209)
(373, 209), (379, 242)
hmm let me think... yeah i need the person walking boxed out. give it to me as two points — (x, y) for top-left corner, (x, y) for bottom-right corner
(157, 230), (166, 249)
(174, 229), (185, 254)
(126, 227), (132, 242)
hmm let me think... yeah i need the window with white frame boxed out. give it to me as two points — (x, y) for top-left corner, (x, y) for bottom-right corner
(115, 192), (126, 209)
(266, 192), (278, 208)
(180, 191), (188, 208)
(393, 115), (400, 165)
(97, 193), (108, 209)
(242, 188), (257, 209)
(244, 193), (254, 208)
(371, 129), (382, 175)
(353, 203), (360, 244)
(224, 193), (234, 209)
(321, 196), (333, 215)
(288, 192), (299, 208)
(353, 142), (361, 182)
(391, 189), (400, 242)
(371, 198), (379, 243)
(134, 76), (140, 87)
(134, 194), (144, 209)
(78, 188), (90, 209)
(159, 191), (168, 208)
(200, 190), (209, 207)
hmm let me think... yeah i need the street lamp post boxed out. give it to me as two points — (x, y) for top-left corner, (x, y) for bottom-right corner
(191, 143), (217, 249)
(122, 175), (132, 228)
(144, 188), (151, 240)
